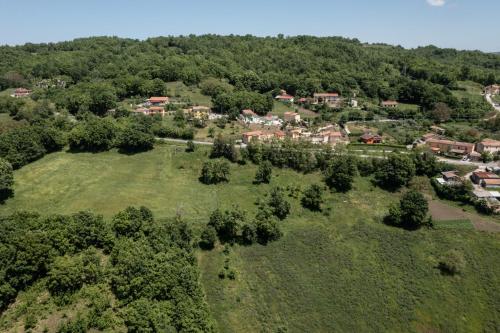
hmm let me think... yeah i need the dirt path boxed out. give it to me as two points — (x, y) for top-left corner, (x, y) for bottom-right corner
(427, 198), (500, 232)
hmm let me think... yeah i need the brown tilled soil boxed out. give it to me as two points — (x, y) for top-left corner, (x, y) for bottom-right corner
(428, 198), (500, 232)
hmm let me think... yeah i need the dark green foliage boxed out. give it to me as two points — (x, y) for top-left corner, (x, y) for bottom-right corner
(122, 298), (175, 333)
(246, 141), (322, 173)
(152, 124), (195, 140)
(212, 91), (273, 117)
(254, 160), (272, 184)
(324, 155), (358, 192)
(385, 190), (429, 230)
(210, 135), (238, 162)
(0, 158), (14, 201)
(208, 207), (246, 243)
(68, 117), (117, 152)
(200, 159), (230, 184)
(301, 184), (324, 211)
(375, 153), (416, 190)
(112, 206), (153, 238)
(186, 140), (196, 152)
(47, 255), (85, 296)
(413, 151), (446, 177)
(116, 123), (155, 153)
(266, 187), (291, 220)
(0, 210), (112, 311)
(199, 225), (217, 250)
(0, 96), (24, 115)
(0, 126), (46, 168)
(431, 178), (472, 203)
(254, 216), (282, 245)
(199, 77), (233, 97)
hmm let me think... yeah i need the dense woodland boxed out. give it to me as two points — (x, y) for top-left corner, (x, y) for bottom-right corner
(0, 35), (499, 119)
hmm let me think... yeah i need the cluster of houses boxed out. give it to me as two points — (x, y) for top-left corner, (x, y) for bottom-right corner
(133, 96), (216, 120)
(436, 169), (500, 213)
(133, 96), (170, 116)
(417, 128), (500, 160)
(240, 109), (283, 127)
(241, 109), (348, 147)
(11, 88), (32, 98)
(274, 90), (343, 107)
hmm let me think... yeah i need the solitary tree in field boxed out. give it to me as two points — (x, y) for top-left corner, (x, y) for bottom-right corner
(385, 190), (429, 230)
(324, 155), (357, 193)
(254, 161), (272, 184)
(301, 184), (324, 211)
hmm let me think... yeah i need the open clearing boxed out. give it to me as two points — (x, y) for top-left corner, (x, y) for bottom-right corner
(428, 198), (500, 232)
(2, 144), (500, 332)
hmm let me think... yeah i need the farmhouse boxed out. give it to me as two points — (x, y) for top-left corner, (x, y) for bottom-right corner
(471, 171), (499, 185)
(313, 93), (339, 104)
(360, 133), (382, 144)
(476, 139), (500, 154)
(482, 179), (500, 188)
(13, 88), (32, 98)
(284, 112), (300, 123)
(442, 171), (461, 182)
(380, 100), (398, 108)
(148, 96), (169, 106)
(275, 94), (294, 103)
(425, 138), (475, 156)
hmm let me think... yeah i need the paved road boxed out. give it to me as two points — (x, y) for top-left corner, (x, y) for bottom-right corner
(485, 93), (500, 120)
(156, 137), (214, 146)
(436, 156), (499, 168)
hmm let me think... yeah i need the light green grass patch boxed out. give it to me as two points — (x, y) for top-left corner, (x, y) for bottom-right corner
(433, 219), (474, 230)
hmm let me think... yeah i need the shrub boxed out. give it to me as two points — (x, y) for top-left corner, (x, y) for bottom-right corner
(438, 250), (466, 276)
(200, 160), (230, 184)
(301, 184), (324, 211)
(254, 160), (272, 184)
(199, 226), (217, 250)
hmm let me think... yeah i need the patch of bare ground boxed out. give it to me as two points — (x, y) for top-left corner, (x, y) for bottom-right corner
(427, 198), (500, 232)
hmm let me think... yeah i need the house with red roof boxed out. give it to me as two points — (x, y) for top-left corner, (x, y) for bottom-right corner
(148, 96), (169, 106)
(13, 88), (32, 98)
(275, 94), (294, 103)
(313, 93), (339, 104)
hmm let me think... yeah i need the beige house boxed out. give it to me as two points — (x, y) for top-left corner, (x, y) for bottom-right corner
(284, 112), (300, 123)
(313, 93), (339, 104)
(476, 139), (500, 154)
(381, 100), (398, 108)
(426, 138), (475, 155)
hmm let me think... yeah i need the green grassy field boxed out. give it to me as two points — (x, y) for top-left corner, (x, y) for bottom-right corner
(166, 81), (212, 106)
(2, 144), (500, 332)
(452, 81), (485, 102)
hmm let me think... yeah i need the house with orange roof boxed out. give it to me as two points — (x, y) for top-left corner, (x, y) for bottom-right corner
(313, 93), (339, 104)
(380, 100), (398, 108)
(148, 96), (169, 106)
